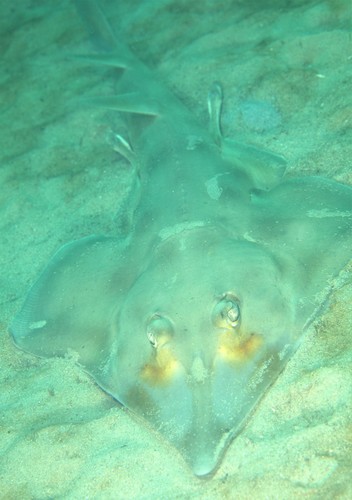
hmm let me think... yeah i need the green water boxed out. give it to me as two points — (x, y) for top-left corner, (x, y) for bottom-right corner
(0, 0), (351, 498)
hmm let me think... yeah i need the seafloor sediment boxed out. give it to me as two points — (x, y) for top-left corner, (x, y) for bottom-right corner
(0, 0), (351, 498)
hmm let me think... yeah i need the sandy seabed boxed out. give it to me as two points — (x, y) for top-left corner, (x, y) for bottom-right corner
(0, 0), (351, 498)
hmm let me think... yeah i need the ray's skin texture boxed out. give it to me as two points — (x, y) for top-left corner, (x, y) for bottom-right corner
(10, 0), (352, 477)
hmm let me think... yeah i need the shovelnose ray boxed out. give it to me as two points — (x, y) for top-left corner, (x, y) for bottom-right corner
(11, 0), (352, 477)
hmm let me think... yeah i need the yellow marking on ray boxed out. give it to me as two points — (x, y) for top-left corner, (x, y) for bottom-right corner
(141, 348), (179, 386)
(218, 330), (263, 364)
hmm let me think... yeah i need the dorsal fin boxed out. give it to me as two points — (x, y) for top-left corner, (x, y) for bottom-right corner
(71, 52), (130, 70)
(207, 82), (223, 146)
(79, 93), (161, 117)
(207, 82), (286, 191)
(73, 0), (126, 53)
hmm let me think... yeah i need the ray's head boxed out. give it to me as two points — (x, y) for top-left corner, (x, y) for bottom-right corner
(109, 228), (295, 476)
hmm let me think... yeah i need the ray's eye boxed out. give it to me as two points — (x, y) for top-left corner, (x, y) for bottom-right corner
(212, 293), (241, 329)
(146, 314), (174, 349)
